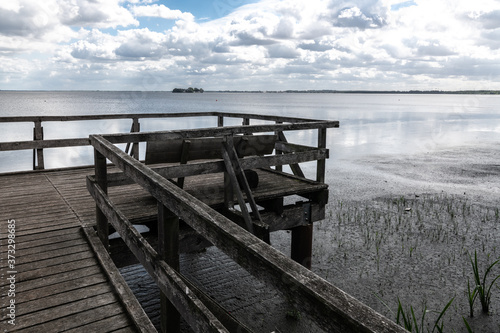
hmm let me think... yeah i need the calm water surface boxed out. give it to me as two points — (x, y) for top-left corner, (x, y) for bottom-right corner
(0, 91), (498, 172)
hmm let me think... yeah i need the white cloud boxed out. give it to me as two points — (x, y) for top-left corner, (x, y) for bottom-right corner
(0, 0), (499, 90)
(131, 4), (194, 22)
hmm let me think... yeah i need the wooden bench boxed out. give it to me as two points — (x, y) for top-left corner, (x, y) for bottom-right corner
(145, 134), (277, 189)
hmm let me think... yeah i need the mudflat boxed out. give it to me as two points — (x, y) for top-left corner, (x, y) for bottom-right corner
(309, 142), (500, 332)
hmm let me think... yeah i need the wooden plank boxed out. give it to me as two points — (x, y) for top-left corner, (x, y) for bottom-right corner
(0, 243), (90, 269)
(5, 292), (119, 330)
(12, 250), (94, 275)
(16, 302), (128, 332)
(62, 313), (134, 333)
(17, 280), (111, 315)
(0, 137), (91, 151)
(90, 134), (404, 333)
(82, 226), (158, 333)
(0, 227), (80, 248)
(106, 327), (137, 333)
(0, 225), (79, 241)
(17, 265), (102, 293)
(13, 234), (86, 255)
(0, 257), (98, 288)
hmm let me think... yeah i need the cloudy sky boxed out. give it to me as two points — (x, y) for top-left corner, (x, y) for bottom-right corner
(1, 0), (499, 91)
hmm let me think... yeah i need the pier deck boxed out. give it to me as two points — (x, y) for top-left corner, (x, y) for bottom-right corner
(0, 168), (154, 332)
(0, 112), (407, 333)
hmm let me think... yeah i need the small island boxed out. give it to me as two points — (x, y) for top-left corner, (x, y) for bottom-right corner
(172, 87), (204, 93)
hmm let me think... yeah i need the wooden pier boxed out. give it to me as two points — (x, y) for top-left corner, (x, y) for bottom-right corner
(0, 112), (407, 332)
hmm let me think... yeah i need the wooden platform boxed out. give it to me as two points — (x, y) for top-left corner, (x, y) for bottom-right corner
(0, 169), (154, 332)
(0, 165), (327, 332)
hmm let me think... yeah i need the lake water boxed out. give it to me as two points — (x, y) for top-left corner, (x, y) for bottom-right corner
(0, 91), (499, 173)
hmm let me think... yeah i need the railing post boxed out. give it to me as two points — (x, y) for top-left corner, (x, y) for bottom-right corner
(217, 115), (224, 127)
(275, 121), (283, 172)
(94, 149), (109, 250)
(33, 120), (44, 170)
(316, 128), (327, 183)
(132, 117), (140, 160)
(158, 202), (180, 333)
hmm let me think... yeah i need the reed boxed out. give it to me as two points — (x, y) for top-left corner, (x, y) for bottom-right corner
(393, 297), (454, 333)
(466, 279), (478, 317)
(462, 317), (474, 333)
(469, 250), (500, 314)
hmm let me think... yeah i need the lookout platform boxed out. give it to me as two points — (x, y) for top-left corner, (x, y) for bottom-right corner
(0, 112), (406, 333)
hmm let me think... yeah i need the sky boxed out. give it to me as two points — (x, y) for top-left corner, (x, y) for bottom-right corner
(0, 0), (499, 91)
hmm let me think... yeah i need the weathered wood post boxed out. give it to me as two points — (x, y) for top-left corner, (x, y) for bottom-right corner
(33, 120), (44, 170)
(94, 149), (109, 249)
(275, 121), (283, 172)
(131, 117), (140, 160)
(217, 115), (224, 127)
(290, 128), (327, 270)
(158, 202), (180, 333)
(316, 128), (327, 183)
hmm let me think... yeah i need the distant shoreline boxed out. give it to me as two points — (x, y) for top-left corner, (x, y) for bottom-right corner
(210, 90), (500, 95)
(1, 90), (499, 95)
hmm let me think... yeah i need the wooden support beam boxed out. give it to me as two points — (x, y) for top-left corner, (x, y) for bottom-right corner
(291, 203), (313, 269)
(94, 148), (109, 250)
(221, 136), (270, 243)
(177, 140), (191, 188)
(317, 128), (327, 183)
(158, 203), (181, 333)
(217, 115), (224, 127)
(221, 137), (255, 235)
(277, 132), (305, 178)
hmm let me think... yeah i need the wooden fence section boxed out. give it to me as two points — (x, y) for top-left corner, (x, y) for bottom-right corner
(86, 114), (407, 333)
(0, 112), (330, 171)
(0, 171), (155, 332)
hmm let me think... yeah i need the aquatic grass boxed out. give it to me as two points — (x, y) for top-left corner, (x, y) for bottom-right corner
(469, 250), (500, 314)
(394, 297), (454, 333)
(466, 279), (478, 317)
(462, 317), (474, 333)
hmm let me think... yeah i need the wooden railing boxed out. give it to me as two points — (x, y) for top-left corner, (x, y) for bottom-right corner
(0, 112), (331, 171)
(84, 114), (406, 333)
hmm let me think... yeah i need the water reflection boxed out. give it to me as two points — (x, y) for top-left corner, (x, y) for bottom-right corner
(0, 92), (499, 173)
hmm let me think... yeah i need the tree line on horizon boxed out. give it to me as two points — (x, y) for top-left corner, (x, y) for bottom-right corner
(172, 87), (204, 93)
